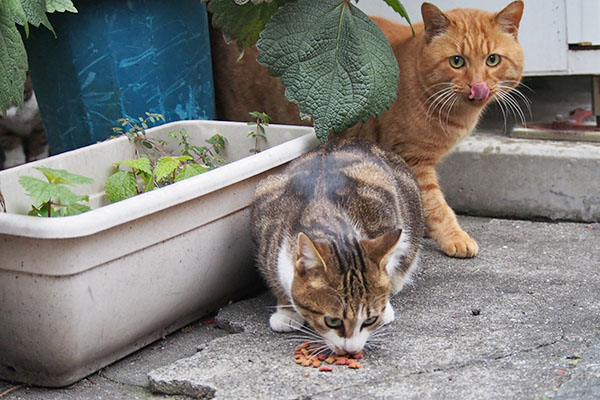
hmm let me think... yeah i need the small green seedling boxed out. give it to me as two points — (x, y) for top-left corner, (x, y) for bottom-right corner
(106, 114), (227, 203)
(247, 111), (270, 153)
(19, 167), (93, 217)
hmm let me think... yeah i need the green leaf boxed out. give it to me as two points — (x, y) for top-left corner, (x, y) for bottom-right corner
(19, 176), (53, 205)
(115, 157), (153, 176)
(154, 156), (181, 181)
(3, 0), (28, 36)
(0, 8), (28, 114)
(28, 203), (58, 217)
(175, 164), (207, 182)
(45, 0), (77, 13)
(105, 170), (138, 203)
(383, 0), (414, 35)
(49, 183), (84, 205)
(21, 0), (55, 34)
(19, 175), (84, 207)
(257, 0), (399, 142)
(208, 0), (292, 49)
(62, 202), (91, 216)
(35, 166), (93, 185)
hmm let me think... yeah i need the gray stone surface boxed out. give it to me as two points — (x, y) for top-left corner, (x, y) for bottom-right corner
(147, 217), (600, 400)
(2, 217), (599, 399)
(438, 133), (600, 222)
(554, 336), (600, 400)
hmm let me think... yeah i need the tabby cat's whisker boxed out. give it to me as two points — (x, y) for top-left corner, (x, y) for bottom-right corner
(287, 320), (319, 336)
(267, 304), (296, 310)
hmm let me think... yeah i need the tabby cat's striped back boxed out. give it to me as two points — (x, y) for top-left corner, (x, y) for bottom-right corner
(251, 137), (424, 354)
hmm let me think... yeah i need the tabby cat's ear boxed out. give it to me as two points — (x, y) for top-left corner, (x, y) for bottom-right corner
(495, 1), (524, 38)
(296, 232), (328, 274)
(361, 229), (402, 269)
(421, 2), (450, 43)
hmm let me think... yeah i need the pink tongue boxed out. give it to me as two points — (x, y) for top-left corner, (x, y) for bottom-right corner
(469, 82), (490, 101)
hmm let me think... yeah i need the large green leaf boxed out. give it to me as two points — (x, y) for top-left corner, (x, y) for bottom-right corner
(383, 0), (414, 35)
(105, 170), (138, 203)
(21, 0), (55, 34)
(35, 166), (93, 185)
(256, 0), (399, 142)
(61, 202), (91, 216)
(116, 157), (153, 177)
(3, 0), (28, 35)
(154, 156), (181, 181)
(0, 7), (28, 113)
(45, 0), (77, 13)
(19, 176), (53, 205)
(208, 0), (293, 49)
(0, 0), (76, 113)
(175, 164), (207, 182)
(19, 176), (84, 207)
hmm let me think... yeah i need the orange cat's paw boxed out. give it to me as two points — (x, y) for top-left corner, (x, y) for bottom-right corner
(440, 231), (479, 258)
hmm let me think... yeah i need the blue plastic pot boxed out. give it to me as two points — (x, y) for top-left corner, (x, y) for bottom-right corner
(25, 0), (215, 154)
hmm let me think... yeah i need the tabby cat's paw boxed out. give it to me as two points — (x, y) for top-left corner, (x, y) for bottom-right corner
(440, 230), (479, 258)
(269, 308), (305, 332)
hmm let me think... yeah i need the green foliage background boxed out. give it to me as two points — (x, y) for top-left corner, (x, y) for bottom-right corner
(209, 0), (412, 142)
(1, 0), (412, 144)
(0, 0), (76, 114)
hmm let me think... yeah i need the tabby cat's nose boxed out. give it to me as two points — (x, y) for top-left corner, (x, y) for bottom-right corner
(469, 82), (490, 101)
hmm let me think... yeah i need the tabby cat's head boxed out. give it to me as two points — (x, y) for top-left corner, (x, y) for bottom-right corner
(418, 1), (524, 110)
(291, 230), (401, 355)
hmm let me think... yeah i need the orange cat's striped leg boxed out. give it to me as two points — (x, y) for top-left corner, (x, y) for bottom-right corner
(412, 163), (479, 258)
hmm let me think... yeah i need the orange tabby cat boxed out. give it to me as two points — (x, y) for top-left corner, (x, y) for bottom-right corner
(210, 1), (525, 258)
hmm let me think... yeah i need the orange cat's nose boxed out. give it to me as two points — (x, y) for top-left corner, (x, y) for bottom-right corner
(469, 82), (490, 101)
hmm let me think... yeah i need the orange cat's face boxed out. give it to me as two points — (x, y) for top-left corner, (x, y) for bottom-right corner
(417, 2), (524, 111)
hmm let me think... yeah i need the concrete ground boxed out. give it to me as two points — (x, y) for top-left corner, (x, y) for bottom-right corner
(1, 216), (599, 399)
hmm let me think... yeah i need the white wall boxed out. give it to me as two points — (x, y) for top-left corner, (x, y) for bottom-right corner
(356, 0), (600, 76)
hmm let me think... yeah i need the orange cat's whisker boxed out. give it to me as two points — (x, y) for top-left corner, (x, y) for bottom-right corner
(493, 93), (510, 132)
(497, 84), (532, 119)
(426, 87), (455, 122)
(496, 87), (527, 125)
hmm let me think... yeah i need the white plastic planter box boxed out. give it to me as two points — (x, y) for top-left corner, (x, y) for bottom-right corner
(0, 121), (318, 387)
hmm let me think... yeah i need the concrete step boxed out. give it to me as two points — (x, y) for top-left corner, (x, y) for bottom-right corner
(438, 132), (600, 222)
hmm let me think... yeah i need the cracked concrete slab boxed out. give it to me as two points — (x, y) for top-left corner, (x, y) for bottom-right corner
(147, 217), (600, 400)
(554, 336), (600, 400)
(438, 133), (600, 222)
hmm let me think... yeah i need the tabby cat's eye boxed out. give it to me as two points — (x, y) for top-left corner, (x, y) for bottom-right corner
(486, 54), (501, 67)
(362, 316), (378, 327)
(449, 55), (465, 69)
(324, 316), (342, 329)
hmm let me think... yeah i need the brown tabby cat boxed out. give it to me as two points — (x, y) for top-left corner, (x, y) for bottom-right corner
(0, 73), (48, 170)
(251, 137), (424, 354)
(212, 1), (525, 258)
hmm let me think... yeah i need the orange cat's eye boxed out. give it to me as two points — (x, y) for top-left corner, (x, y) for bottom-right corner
(449, 55), (465, 69)
(486, 54), (501, 67)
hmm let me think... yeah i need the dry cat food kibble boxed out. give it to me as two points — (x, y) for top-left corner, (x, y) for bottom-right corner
(295, 342), (364, 372)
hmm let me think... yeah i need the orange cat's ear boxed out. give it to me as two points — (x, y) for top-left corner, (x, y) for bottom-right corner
(421, 2), (450, 43)
(361, 229), (402, 269)
(296, 233), (328, 274)
(495, 1), (524, 38)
